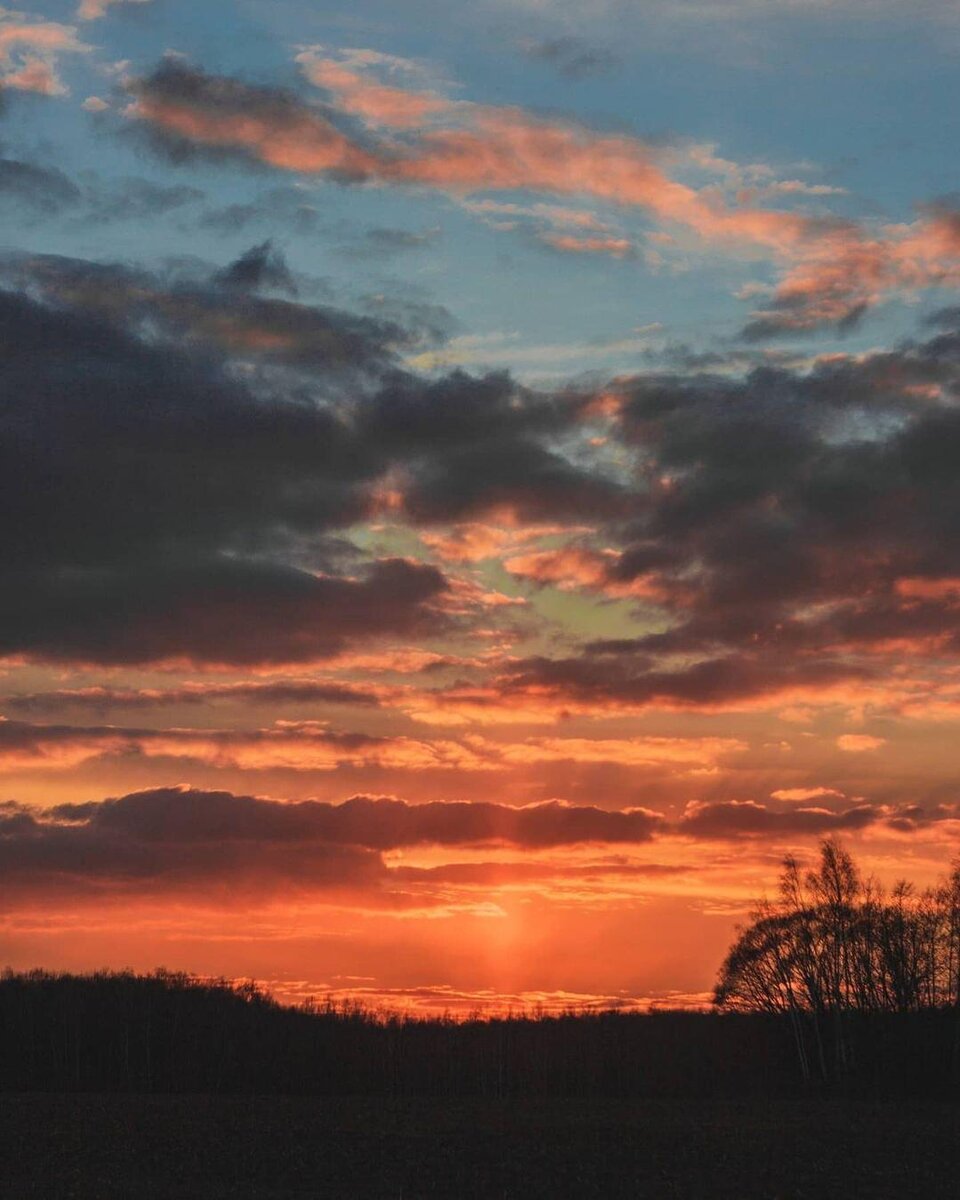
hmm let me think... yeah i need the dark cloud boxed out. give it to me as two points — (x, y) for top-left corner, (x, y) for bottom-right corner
(0, 786), (941, 907)
(3, 250), (408, 368)
(8, 226), (960, 689)
(500, 651), (870, 711)
(212, 239), (297, 294)
(924, 304), (960, 329)
(448, 328), (960, 711)
(197, 188), (324, 236)
(676, 799), (879, 839)
(362, 371), (625, 523)
(0, 158), (204, 226)
(0, 786), (665, 904)
(126, 58), (374, 178)
(1, 680), (382, 715)
(0, 792), (384, 901)
(0, 247), (616, 668)
(80, 176), (203, 223)
(519, 37), (621, 80)
(601, 345), (960, 656)
(884, 802), (960, 832)
(0, 156), (80, 213)
(49, 788), (664, 850)
(0, 256), (451, 665)
(0, 558), (448, 666)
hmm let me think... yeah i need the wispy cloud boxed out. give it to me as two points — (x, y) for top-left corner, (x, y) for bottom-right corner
(0, 8), (90, 95)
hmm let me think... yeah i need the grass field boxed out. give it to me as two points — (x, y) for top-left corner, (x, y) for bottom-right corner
(3, 1093), (959, 1198)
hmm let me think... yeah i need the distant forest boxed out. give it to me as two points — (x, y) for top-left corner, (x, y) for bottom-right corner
(3, 840), (960, 1098)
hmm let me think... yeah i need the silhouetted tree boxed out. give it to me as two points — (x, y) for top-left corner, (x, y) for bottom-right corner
(714, 838), (960, 1082)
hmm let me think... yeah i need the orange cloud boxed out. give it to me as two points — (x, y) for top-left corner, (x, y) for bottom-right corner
(420, 522), (591, 563)
(0, 717), (493, 774)
(745, 207), (960, 336)
(493, 735), (745, 768)
(895, 577), (960, 602)
(0, 715), (747, 777)
(770, 787), (846, 802)
(504, 545), (664, 599)
(836, 733), (886, 753)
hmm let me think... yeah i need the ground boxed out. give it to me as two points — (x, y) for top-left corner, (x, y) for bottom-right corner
(1, 1093), (956, 1198)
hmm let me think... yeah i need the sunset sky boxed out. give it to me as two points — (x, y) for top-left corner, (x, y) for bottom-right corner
(4, 0), (960, 1014)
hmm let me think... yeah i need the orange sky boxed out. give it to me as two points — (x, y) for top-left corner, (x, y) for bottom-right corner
(5, 0), (960, 1015)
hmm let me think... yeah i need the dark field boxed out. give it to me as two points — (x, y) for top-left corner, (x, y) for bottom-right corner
(2, 1093), (959, 1199)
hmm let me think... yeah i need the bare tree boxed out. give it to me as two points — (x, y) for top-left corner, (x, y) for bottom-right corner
(714, 839), (960, 1081)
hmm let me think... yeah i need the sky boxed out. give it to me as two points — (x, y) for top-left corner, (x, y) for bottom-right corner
(3, 0), (960, 1014)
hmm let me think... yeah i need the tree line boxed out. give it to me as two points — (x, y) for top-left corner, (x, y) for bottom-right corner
(3, 841), (960, 1097)
(0, 968), (801, 1098)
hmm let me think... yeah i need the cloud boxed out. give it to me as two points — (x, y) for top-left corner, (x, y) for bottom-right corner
(0, 785), (945, 910)
(211, 239), (298, 294)
(503, 545), (660, 597)
(0, 789), (385, 901)
(836, 734), (886, 753)
(9, 236), (960, 708)
(539, 232), (635, 258)
(121, 57), (960, 334)
(45, 786), (665, 850)
(770, 787), (846, 802)
(0, 10), (89, 96)
(125, 59), (792, 243)
(0, 718), (740, 775)
(295, 46), (448, 129)
(0, 680), (383, 715)
(77, 0), (151, 20)
(740, 208), (960, 339)
(0, 237), (451, 664)
(0, 156), (81, 212)
(677, 799), (879, 839)
(519, 37), (621, 80)
(420, 521), (591, 563)
(0, 557), (452, 669)
(494, 650), (871, 716)
(0, 251), (607, 665)
(0, 717), (492, 773)
(0, 158), (203, 225)
(198, 187), (325, 237)
(0, 786), (667, 904)
(80, 176), (204, 223)
(126, 59), (382, 175)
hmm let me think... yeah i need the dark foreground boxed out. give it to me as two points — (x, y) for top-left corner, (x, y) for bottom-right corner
(3, 1093), (959, 1199)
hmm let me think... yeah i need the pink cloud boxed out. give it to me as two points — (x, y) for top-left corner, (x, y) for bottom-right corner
(0, 13), (89, 95)
(129, 57), (960, 335)
(77, 0), (151, 21)
(296, 50), (448, 129)
(539, 232), (635, 257)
